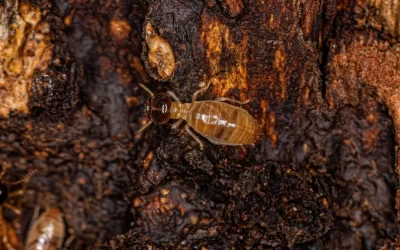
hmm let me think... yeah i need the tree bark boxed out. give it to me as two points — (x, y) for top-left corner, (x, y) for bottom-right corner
(0, 0), (398, 249)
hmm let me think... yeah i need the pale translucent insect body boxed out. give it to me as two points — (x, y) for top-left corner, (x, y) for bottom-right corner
(138, 82), (262, 149)
(25, 207), (65, 250)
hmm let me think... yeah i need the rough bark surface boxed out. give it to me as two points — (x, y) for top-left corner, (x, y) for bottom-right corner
(0, 0), (398, 249)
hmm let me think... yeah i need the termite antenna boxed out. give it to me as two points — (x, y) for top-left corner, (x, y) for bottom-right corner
(136, 121), (153, 135)
(3, 169), (37, 186)
(138, 83), (154, 96)
(64, 235), (76, 248)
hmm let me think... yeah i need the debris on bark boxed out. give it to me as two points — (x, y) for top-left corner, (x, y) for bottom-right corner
(0, 0), (80, 118)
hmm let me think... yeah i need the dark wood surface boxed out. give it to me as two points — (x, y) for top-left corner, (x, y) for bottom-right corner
(0, 0), (399, 249)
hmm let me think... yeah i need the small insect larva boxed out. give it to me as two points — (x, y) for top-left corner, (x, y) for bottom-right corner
(137, 82), (262, 149)
(25, 207), (65, 250)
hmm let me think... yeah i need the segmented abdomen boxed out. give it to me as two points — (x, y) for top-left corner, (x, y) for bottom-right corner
(186, 101), (261, 145)
(25, 208), (65, 250)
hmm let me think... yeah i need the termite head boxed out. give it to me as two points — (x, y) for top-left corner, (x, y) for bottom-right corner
(146, 93), (172, 124)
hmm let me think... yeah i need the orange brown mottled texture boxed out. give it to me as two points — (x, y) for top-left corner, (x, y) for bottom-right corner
(327, 33), (400, 159)
(221, 0), (244, 17)
(186, 0), (334, 148)
(298, 1), (332, 44)
(336, 0), (400, 38)
(367, 0), (400, 37)
(200, 17), (248, 100)
(110, 18), (132, 41)
(327, 18), (400, 223)
(0, 0), (80, 118)
(328, 38), (400, 119)
(259, 99), (278, 146)
(0, 1), (52, 117)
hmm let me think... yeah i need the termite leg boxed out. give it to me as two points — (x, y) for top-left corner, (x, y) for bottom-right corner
(65, 235), (76, 248)
(167, 91), (182, 103)
(204, 137), (231, 146)
(136, 121), (153, 135)
(64, 235), (76, 249)
(138, 83), (154, 96)
(184, 125), (204, 150)
(3, 203), (20, 216)
(7, 190), (24, 198)
(172, 119), (184, 130)
(214, 97), (250, 105)
(192, 81), (211, 104)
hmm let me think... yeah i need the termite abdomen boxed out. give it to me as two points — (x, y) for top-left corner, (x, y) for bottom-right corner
(187, 101), (261, 145)
(25, 207), (65, 250)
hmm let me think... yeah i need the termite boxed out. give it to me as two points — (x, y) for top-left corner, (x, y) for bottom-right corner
(0, 165), (37, 250)
(25, 207), (65, 250)
(137, 82), (262, 149)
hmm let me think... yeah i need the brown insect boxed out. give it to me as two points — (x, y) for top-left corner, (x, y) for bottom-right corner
(137, 82), (262, 149)
(25, 207), (65, 250)
(0, 165), (37, 250)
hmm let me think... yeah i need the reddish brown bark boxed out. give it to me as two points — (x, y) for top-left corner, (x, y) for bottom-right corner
(0, 0), (398, 249)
